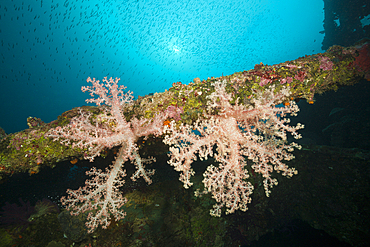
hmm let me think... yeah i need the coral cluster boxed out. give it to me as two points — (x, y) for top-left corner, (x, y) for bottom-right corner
(164, 80), (303, 216)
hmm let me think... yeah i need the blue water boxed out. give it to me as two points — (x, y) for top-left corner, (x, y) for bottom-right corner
(0, 0), (324, 133)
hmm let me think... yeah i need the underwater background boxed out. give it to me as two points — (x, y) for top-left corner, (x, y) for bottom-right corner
(1, 0), (370, 247)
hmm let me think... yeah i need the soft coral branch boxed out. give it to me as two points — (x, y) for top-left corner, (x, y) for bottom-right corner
(46, 77), (167, 232)
(164, 80), (303, 217)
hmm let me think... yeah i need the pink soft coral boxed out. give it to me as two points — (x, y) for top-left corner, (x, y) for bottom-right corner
(164, 80), (303, 217)
(46, 77), (167, 232)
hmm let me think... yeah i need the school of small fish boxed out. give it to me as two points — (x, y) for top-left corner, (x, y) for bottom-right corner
(0, 0), (323, 133)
